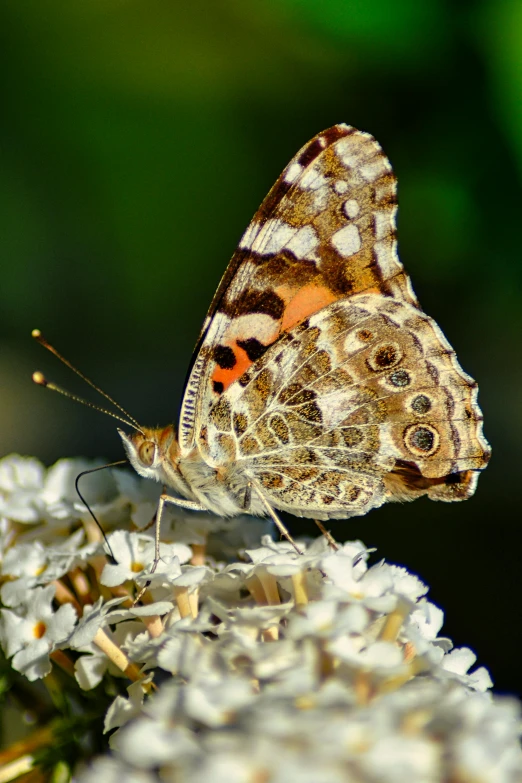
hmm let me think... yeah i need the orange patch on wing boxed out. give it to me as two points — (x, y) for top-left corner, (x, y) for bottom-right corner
(278, 283), (337, 332)
(211, 285), (340, 394)
(211, 343), (252, 392)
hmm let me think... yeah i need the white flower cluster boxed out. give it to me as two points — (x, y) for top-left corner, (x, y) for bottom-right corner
(0, 453), (521, 782)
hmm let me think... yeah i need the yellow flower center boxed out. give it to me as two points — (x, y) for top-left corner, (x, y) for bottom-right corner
(33, 621), (47, 639)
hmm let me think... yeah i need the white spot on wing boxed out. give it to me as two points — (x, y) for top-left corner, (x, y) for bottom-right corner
(251, 219), (294, 254)
(334, 180), (348, 194)
(331, 224), (361, 257)
(250, 218), (318, 259)
(373, 239), (402, 275)
(359, 156), (391, 182)
(373, 209), (395, 240)
(299, 166), (328, 191)
(239, 220), (262, 249)
(223, 382), (243, 406)
(286, 225), (319, 259)
(336, 135), (375, 168)
(343, 199), (360, 219)
(285, 162), (302, 183)
(226, 313), (280, 342)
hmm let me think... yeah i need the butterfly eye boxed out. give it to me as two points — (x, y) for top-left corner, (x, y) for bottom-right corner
(138, 441), (156, 467)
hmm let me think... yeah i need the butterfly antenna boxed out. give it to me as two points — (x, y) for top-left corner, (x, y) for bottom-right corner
(75, 462), (128, 561)
(32, 371), (142, 432)
(32, 329), (142, 430)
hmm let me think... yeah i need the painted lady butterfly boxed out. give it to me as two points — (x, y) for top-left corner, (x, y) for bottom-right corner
(119, 125), (491, 541)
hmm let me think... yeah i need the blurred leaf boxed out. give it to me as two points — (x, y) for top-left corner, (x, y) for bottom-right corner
(400, 172), (479, 280)
(0, 0), (341, 99)
(479, 0), (522, 175)
(0, 153), (53, 327)
(274, 0), (448, 61)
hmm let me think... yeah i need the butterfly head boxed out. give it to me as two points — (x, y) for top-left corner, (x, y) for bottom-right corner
(118, 425), (179, 484)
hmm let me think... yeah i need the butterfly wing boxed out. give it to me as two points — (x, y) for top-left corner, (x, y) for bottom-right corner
(200, 296), (490, 518)
(179, 124), (417, 453)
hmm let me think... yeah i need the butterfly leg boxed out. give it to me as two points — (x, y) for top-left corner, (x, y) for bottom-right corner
(134, 492), (207, 604)
(153, 493), (207, 563)
(249, 480), (303, 555)
(313, 519), (339, 551)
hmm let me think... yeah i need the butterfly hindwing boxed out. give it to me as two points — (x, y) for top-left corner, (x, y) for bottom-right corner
(198, 295), (489, 518)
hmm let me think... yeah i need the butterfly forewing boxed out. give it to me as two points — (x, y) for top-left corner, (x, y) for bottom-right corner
(180, 124), (418, 454)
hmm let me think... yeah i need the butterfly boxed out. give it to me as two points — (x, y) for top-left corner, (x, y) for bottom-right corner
(117, 124), (490, 543)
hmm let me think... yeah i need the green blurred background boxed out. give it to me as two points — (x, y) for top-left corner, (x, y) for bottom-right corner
(1, 1), (521, 695)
